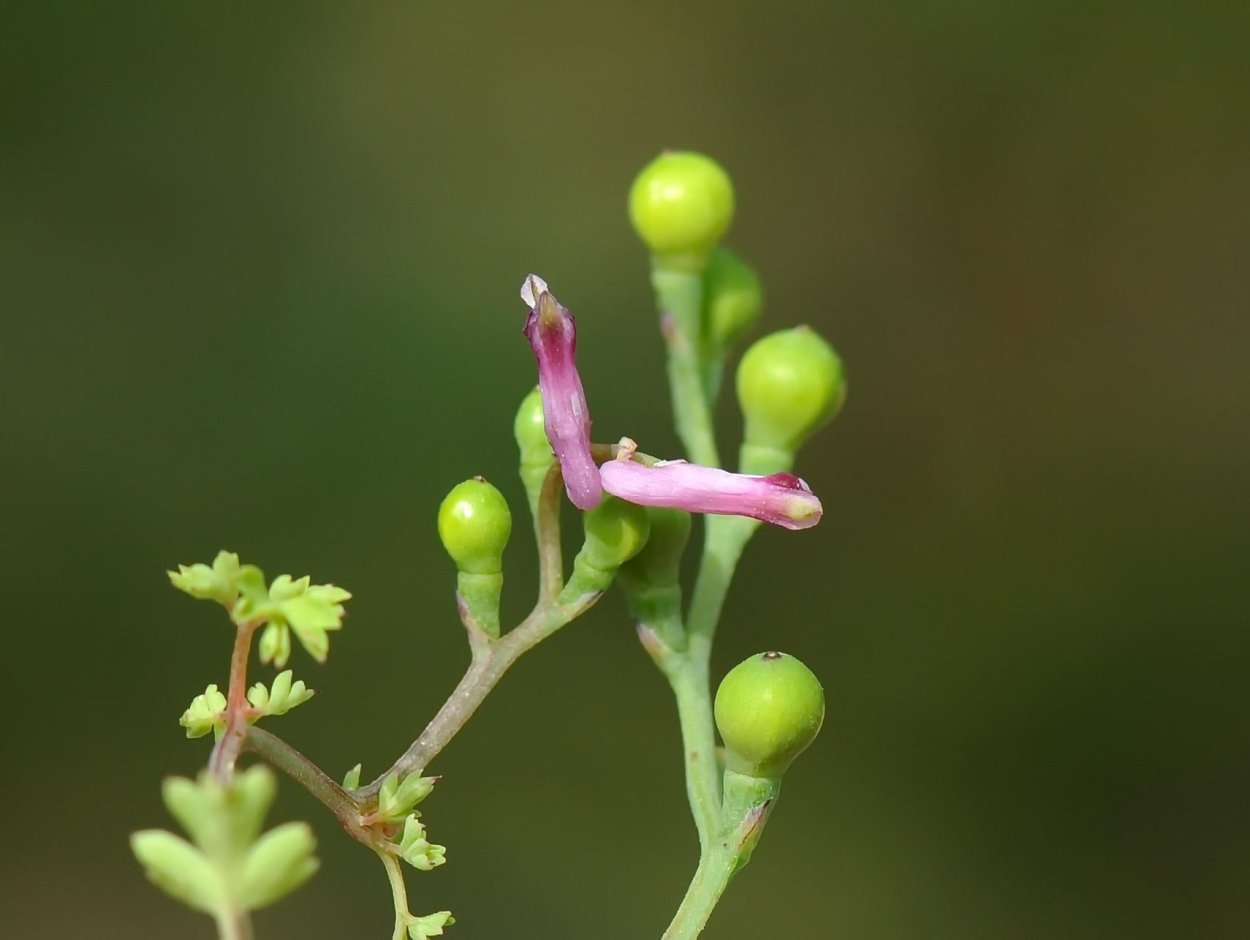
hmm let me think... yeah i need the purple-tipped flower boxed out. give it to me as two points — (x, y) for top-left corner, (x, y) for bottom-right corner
(521, 275), (603, 510)
(599, 441), (822, 531)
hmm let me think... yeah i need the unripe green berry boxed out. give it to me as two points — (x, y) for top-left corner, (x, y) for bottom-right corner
(437, 477), (512, 576)
(562, 496), (651, 600)
(619, 506), (691, 589)
(705, 247), (763, 350)
(513, 386), (551, 466)
(736, 327), (845, 455)
(715, 651), (824, 778)
(629, 151), (735, 271)
(514, 386), (554, 515)
(582, 495), (651, 573)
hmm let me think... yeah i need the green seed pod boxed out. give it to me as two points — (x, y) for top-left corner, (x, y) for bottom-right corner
(705, 247), (763, 351)
(438, 477), (512, 576)
(437, 477), (512, 638)
(715, 651), (824, 778)
(514, 386), (554, 516)
(736, 326), (845, 470)
(629, 151), (735, 271)
(562, 496), (651, 601)
(617, 507), (692, 650)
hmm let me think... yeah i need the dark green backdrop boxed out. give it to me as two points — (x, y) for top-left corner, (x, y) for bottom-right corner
(3, 2), (1247, 938)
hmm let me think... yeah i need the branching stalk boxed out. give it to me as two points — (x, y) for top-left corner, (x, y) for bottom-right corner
(355, 590), (602, 802)
(208, 619), (260, 782)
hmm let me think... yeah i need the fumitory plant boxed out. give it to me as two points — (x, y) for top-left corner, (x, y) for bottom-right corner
(133, 151), (846, 939)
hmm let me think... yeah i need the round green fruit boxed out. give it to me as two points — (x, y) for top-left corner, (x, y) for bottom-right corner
(715, 651), (824, 778)
(629, 151), (735, 269)
(736, 327), (845, 453)
(437, 477), (512, 575)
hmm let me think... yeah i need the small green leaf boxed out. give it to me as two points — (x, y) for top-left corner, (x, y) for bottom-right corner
(131, 830), (224, 913)
(179, 685), (227, 739)
(397, 814), (446, 871)
(231, 565), (272, 623)
(238, 822), (319, 910)
(406, 911), (455, 939)
(258, 622), (292, 668)
(247, 670), (314, 720)
(268, 573), (310, 602)
(229, 765), (279, 848)
(247, 681), (270, 712)
(135, 768), (319, 919)
(342, 763), (362, 790)
(377, 771), (437, 824)
(160, 776), (216, 849)
(167, 551), (243, 606)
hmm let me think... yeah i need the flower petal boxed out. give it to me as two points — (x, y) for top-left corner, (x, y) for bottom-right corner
(599, 456), (821, 530)
(521, 275), (603, 510)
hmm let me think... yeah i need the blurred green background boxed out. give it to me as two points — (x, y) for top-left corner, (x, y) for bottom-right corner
(3, 2), (1248, 938)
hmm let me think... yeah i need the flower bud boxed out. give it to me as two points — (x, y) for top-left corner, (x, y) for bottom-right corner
(714, 651), (824, 778)
(705, 247), (763, 350)
(629, 151), (735, 271)
(514, 386), (554, 515)
(438, 477), (511, 638)
(437, 478), (512, 576)
(562, 496), (651, 601)
(736, 327), (845, 466)
(514, 385), (551, 466)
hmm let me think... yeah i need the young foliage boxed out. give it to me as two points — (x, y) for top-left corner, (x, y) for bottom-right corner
(131, 766), (318, 918)
(180, 684), (228, 739)
(376, 770), (439, 825)
(179, 671), (314, 739)
(395, 814), (447, 871)
(247, 669), (315, 718)
(168, 552), (351, 666)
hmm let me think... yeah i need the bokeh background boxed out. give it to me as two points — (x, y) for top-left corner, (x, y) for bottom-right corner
(3, 2), (1248, 938)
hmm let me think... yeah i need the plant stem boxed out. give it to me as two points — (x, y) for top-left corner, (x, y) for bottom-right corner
(356, 590), (602, 802)
(378, 849), (412, 940)
(664, 656), (720, 849)
(208, 620), (259, 783)
(686, 515), (756, 649)
(213, 907), (254, 940)
(662, 847), (734, 940)
(243, 724), (369, 835)
(663, 771), (781, 940)
(652, 266), (720, 468)
(535, 461), (565, 602)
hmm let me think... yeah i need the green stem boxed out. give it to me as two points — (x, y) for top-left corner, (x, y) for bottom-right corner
(663, 772), (781, 940)
(662, 848), (734, 940)
(665, 657), (720, 849)
(534, 461), (565, 602)
(243, 725), (367, 835)
(661, 515), (755, 841)
(686, 515), (757, 649)
(378, 849), (412, 940)
(355, 590), (603, 802)
(213, 907), (253, 940)
(652, 266), (720, 467)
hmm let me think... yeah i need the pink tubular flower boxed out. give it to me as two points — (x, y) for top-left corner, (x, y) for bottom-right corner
(521, 275), (603, 510)
(599, 444), (822, 531)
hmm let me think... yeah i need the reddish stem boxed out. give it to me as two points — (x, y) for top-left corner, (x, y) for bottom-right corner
(208, 620), (260, 782)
